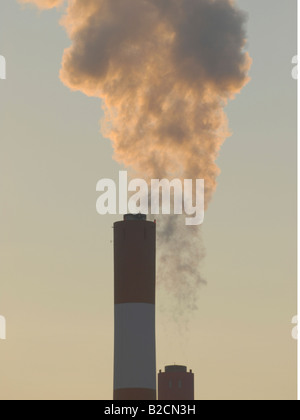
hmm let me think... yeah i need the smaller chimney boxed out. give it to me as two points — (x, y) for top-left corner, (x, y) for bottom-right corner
(158, 365), (194, 400)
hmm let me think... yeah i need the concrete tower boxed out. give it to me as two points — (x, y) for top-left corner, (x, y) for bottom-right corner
(113, 214), (156, 400)
(158, 365), (194, 400)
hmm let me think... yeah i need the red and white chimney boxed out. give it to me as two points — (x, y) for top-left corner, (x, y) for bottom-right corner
(113, 214), (156, 400)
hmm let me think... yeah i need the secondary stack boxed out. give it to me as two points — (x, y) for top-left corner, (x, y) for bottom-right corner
(113, 214), (156, 400)
(158, 365), (194, 400)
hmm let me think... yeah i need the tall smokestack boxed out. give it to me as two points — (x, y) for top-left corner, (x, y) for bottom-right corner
(113, 214), (156, 400)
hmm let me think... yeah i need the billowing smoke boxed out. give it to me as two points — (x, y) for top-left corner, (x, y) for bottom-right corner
(19, 0), (251, 315)
(20, 0), (63, 9)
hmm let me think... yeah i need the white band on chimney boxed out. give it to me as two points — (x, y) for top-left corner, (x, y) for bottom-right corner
(114, 303), (156, 391)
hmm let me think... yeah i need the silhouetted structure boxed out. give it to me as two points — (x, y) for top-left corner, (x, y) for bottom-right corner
(158, 365), (194, 400)
(113, 214), (156, 400)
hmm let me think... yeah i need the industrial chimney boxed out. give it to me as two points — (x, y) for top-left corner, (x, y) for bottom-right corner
(113, 214), (156, 400)
(158, 365), (194, 400)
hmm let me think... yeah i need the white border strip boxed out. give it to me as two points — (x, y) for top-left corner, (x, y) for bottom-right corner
(297, 0), (300, 401)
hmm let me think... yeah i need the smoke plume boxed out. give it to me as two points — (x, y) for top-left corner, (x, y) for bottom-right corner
(20, 0), (63, 9)
(19, 0), (251, 315)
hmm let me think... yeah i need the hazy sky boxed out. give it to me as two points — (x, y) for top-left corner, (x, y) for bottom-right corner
(0, 0), (297, 400)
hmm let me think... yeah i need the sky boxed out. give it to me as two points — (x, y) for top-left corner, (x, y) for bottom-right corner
(0, 0), (297, 400)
